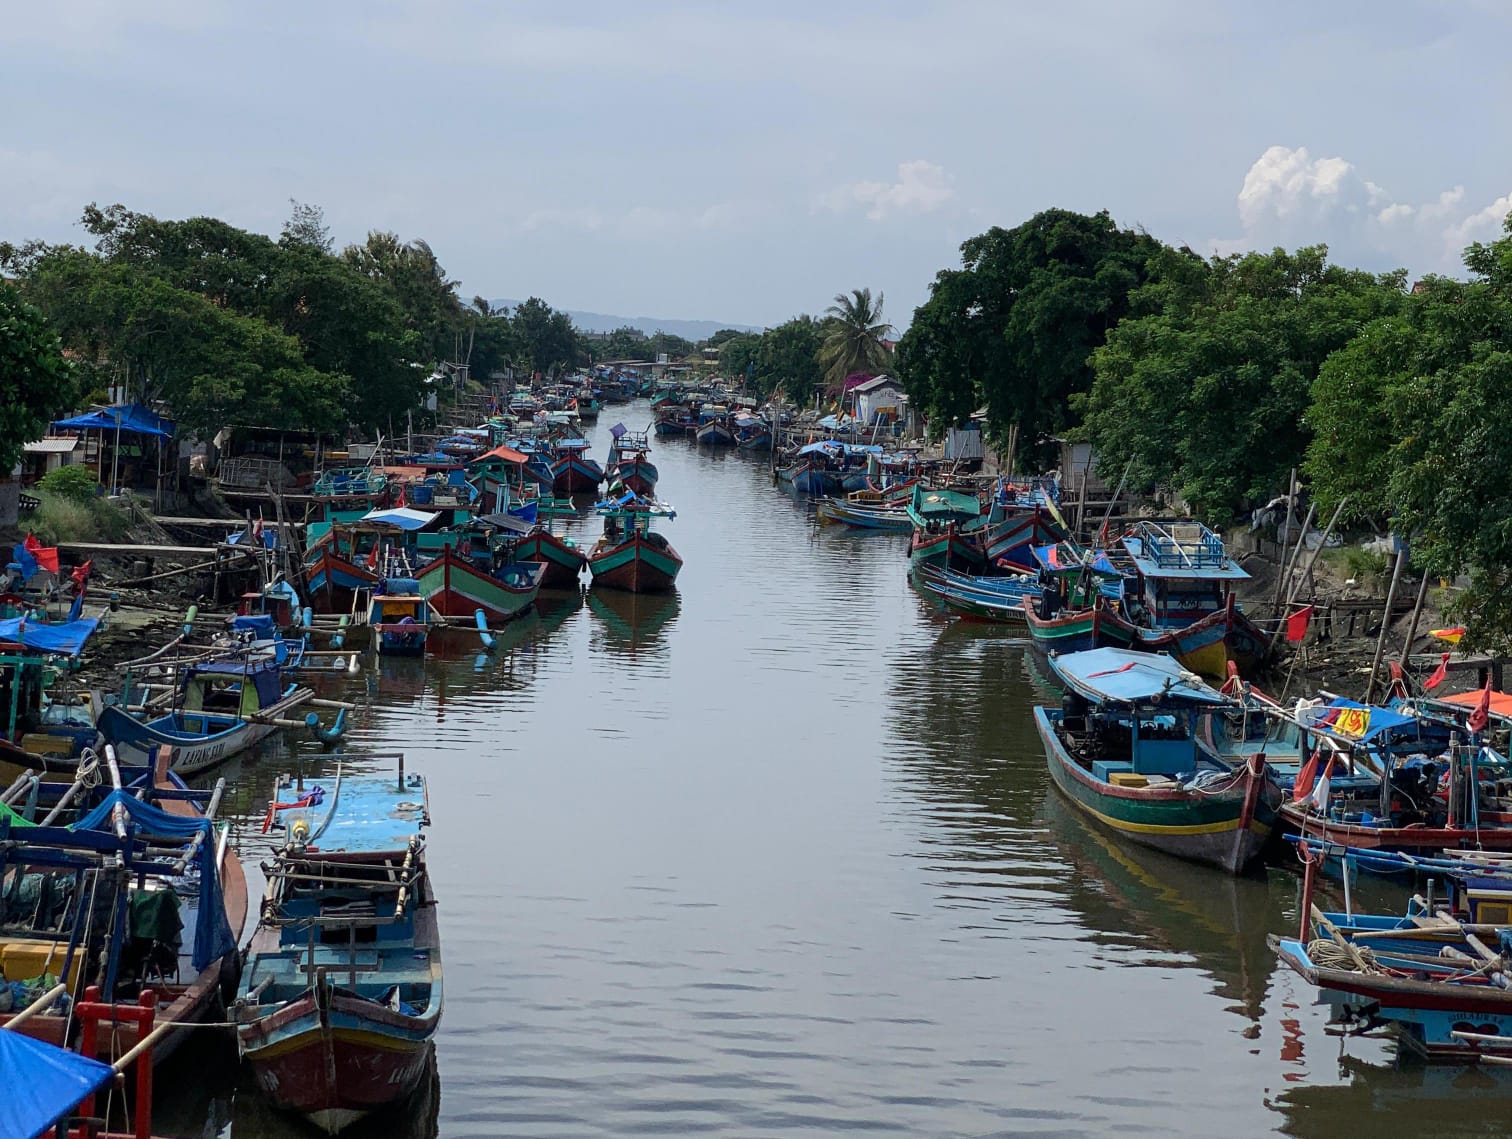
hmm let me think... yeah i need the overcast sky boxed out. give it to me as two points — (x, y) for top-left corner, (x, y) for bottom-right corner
(5, 1), (1510, 330)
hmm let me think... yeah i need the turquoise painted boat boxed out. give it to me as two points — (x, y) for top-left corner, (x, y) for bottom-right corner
(236, 757), (441, 1132)
(414, 546), (543, 625)
(907, 485), (983, 570)
(1035, 647), (1280, 873)
(815, 496), (913, 532)
(588, 500), (682, 593)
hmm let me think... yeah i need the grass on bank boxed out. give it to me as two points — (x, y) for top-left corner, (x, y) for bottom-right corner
(22, 467), (131, 545)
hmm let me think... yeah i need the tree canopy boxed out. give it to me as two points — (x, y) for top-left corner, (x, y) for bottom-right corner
(820, 288), (891, 394)
(1082, 245), (1405, 521)
(0, 283), (77, 473)
(1304, 218), (1512, 648)
(896, 209), (1164, 465)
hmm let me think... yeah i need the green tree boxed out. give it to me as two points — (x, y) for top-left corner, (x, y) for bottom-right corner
(341, 231), (462, 362)
(896, 210), (1165, 460)
(597, 326), (652, 360)
(1083, 245), (1405, 521)
(647, 331), (694, 360)
(718, 334), (763, 385)
(1304, 216), (1512, 646)
(703, 328), (747, 349)
(512, 297), (580, 377)
(819, 287), (891, 394)
(0, 283), (77, 473)
(756, 316), (824, 402)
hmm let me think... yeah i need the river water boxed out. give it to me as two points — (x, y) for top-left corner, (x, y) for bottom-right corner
(159, 403), (1511, 1137)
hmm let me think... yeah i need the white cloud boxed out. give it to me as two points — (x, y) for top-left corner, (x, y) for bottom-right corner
(821, 160), (956, 222)
(1216, 145), (1511, 272)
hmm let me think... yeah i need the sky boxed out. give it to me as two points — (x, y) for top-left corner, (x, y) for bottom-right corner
(4, 0), (1511, 331)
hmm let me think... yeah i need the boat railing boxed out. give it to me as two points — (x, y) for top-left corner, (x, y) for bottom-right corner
(1130, 520), (1230, 570)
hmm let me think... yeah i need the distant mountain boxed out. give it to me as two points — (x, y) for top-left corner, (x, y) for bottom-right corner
(490, 300), (760, 341)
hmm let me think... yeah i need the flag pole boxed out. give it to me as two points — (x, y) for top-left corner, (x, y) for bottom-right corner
(1363, 544), (1408, 703)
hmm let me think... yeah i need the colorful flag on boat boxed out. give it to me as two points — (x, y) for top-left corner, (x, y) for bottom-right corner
(1430, 626), (1466, 644)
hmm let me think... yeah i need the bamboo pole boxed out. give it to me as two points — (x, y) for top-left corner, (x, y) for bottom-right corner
(1363, 545), (1409, 703)
(1271, 501), (1317, 619)
(1270, 469), (1298, 614)
(1269, 498), (1348, 656)
(1397, 568), (1432, 668)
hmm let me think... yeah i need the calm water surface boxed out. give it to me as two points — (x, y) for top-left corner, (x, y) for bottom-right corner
(162, 404), (1512, 1137)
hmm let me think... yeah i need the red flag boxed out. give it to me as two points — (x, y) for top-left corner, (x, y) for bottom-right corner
(1423, 652), (1451, 692)
(1468, 678), (1494, 735)
(365, 542), (381, 571)
(1285, 605), (1313, 643)
(23, 534), (59, 575)
(70, 560), (93, 596)
(395, 483), (408, 509)
(1293, 748), (1324, 802)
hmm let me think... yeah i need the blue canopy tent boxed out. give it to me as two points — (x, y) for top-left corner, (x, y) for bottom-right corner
(0, 1029), (114, 1139)
(0, 615), (99, 657)
(51, 402), (175, 501)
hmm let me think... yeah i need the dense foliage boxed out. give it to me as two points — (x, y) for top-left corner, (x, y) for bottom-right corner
(0, 282), (77, 473)
(2, 203), (590, 440)
(896, 209), (1163, 465)
(1083, 245), (1405, 520)
(1304, 219), (1512, 648)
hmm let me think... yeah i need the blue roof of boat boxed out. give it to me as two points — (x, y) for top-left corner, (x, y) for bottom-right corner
(0, 615), (99, 657)
(0, 1028), (114, 1139)
(315, 770), (430, 853)
(1048, 647), (1231, 706)
(1122, 522), (1249, 581)
(1295, 697), (1422, 742)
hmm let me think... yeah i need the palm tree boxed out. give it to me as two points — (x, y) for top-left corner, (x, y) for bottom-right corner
(820, 287), (893, 397)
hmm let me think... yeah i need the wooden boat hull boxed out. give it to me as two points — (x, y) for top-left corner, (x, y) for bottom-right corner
(613, 458), (658, 497)
(1024, 602), (1139, 654)
(306, 547), (377, 613)
(513, 531), (587, 589)
(984, 509), (1067, 569)
(696, 422), (736, 446)
(815, 499), (913, 532)
(239, 982), (438, 1133)
(415, 549), (542, 626)
(1277, 802), (1512, 856)
(551, 456), (604, 494)
(736, 432), (772, 452)
(1133, 599), (1269, 679)
(909, 528), (987, 573)
(589, 533), (683, 593)
(96, 704), (285, 774)
(1275, 937), (1512, 1059)
(1034, 707), (1275, 873)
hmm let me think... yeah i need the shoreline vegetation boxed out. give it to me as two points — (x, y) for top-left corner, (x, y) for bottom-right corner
(4, 200), (1512, 654)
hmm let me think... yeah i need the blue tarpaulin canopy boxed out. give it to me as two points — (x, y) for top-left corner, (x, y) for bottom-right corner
(796, 441), (843, 456)
(1298, 697), (1423, 742)
(1049, 647), (1231, 707)
(0, 1030), (114, 1139)
(71, 790), (235, 971)
(0, 616), (99, 657)
(1032, 545), (1119, 576)
(358, 507), (440, 531)
(52, 402), (173, 440)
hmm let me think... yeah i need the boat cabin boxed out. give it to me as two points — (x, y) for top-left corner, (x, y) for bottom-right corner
(1120, 521), (1249, 629)
(178, 659), (286, 731)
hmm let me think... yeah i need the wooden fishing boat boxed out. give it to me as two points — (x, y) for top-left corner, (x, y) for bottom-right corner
(513, 529), (587, 588)
(606, 430), (659, 497)
(695, 416), (736, 446)
(815, 495), (913, 532)
(1273, 860), (1512, 1060)
(982, 506), (1068, 569)
(366, 578), (433, 656)
(1119, 521), (1269, 678)
(414, 546), (544, 625)
(1023, 597), (1140, 652)
(237, 755), (441, 1133)
(917, 567), (1039, 624)
(1021, 543), (1135, 653)
(549, 440), (604, 494)
(1033, 647), (1280, 873)
(97, 655), (314, 775)
(304, 541), (379, 614)
(588, 502), (682, 594)
(0, 748), (246, 1064)
(0, 615), (101, 785)
(907, 485), (984, 571)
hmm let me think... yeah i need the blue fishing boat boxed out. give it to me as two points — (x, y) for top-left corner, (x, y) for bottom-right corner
(1034, 647), (1281, 873)
(237, 755), (441, 1133)
(366, 576), (433, 656)
(97, 653), (319, 775)
(1274, 855), (1512, 1061)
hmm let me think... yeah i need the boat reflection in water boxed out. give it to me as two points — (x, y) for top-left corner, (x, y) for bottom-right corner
(1268, 1053), (1512, 1139)
(587, 587), (680, 656)
(1040, 791), (1287, 1023)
